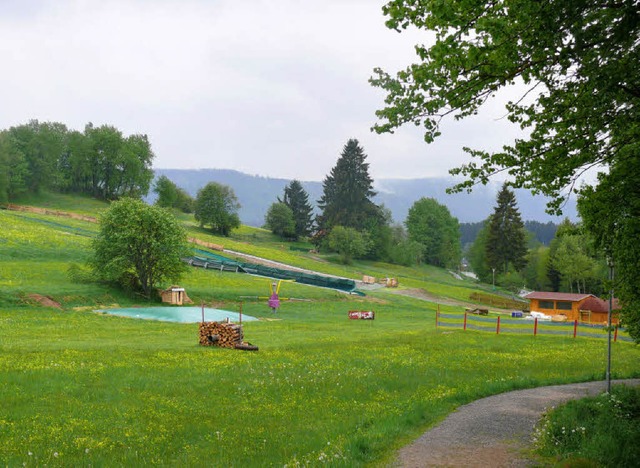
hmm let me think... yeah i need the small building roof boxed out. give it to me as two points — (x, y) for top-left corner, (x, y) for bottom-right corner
(524, 292), (594, 302)
(580, 296), (621, 312)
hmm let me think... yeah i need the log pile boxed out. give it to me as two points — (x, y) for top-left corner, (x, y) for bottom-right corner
(199, 321), (243, 347)
(199, 322), (258, 351)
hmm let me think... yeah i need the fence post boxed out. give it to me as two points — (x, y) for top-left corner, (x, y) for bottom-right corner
(496, 316), (501, 334)
(614, 326), (618, 342)
(573, 320), (578, 339)
(534, 318), (538, 337)
(463, 312), (468, 331)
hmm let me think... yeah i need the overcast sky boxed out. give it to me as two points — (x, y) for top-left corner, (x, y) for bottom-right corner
(0, 0), (525, 182)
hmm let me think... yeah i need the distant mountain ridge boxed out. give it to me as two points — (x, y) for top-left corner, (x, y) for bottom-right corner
(149, 169), (579, 227)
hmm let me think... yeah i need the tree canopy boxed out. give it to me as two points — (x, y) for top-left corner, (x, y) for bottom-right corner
(327, 226), (370, 265)
(0, 120), (155, 202)
(405, 197), (461, 268)
(468, 222), (491, 283)
(90, 198), (189, 299)
(194, 182), (241, 236)
(579, 155), (640, 340)
(371, 1), (639, 212)
(264, 202), (296, 239)
(153, 175), (194, 213)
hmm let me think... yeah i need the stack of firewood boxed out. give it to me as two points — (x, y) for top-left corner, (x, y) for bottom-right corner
(199, 321), (244, 347)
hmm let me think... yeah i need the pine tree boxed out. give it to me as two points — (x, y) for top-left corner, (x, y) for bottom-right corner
(485, 184), (528, 274)
(279, 180), (313, 238)
(317, 139), (378, 232)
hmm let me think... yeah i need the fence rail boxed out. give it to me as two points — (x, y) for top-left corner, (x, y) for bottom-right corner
(436, 310), (633, 343)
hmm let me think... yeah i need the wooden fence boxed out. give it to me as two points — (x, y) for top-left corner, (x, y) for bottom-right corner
(436, 310), (633, 343)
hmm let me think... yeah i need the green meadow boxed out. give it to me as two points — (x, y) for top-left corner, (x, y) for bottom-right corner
(1, 195), (639, 466)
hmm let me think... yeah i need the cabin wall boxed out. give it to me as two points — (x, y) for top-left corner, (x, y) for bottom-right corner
(528, 298), (586, 320)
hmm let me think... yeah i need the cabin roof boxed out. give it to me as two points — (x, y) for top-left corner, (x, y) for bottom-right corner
(524, 292), (594, 302)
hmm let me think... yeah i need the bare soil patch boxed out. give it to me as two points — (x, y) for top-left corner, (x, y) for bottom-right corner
(6, 204), (97, 223)
(26, 294), (62, 309)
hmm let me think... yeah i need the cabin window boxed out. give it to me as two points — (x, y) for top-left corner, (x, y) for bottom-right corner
(556, 301), (572, 310)
(539, 300), (554, 309)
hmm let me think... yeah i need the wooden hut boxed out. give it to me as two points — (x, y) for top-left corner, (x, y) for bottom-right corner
(159, 286), (191, 305)
(578, 296), (620, 324)
(524, 291), (619, 324)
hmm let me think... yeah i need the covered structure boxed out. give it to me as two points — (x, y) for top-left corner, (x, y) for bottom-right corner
(159, 286), (192, 305)
(524, 291), (619, 324)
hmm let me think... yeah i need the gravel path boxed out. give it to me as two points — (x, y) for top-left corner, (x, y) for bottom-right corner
(396, 379), (640, 467)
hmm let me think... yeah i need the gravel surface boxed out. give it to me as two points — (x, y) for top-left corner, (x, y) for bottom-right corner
(396, 379), (640, 467)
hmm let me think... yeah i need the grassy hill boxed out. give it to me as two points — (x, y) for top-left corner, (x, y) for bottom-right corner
(1, 193), (638, 466)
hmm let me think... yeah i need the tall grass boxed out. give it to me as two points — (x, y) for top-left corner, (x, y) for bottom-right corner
(534, 384), (640, 466)
(2, 304), (640, 466)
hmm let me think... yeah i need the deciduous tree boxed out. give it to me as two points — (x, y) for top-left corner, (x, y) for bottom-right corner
(194, 182), (241, 236)
(327, 226), (370, 265)
(579, 155), (640, 340)
(550, 234), (599, 294)
(468, 222), (491, 283)
(388, 224), (424, 266)
(372, 1), (638, 212)
(405, 197), (461, 268)
(265, 202), (296, 239)
(0, 120), (155, 201)
(8, 120), (66, 194)
(90, 198), (189, 299)
(154, 175), (179, 208)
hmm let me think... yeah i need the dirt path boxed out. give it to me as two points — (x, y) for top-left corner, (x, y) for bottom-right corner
(395, 379), (640, 467)
(385, 287), (483, 310)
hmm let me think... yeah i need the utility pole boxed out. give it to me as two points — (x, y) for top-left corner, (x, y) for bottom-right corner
(606, 256), (614, 393)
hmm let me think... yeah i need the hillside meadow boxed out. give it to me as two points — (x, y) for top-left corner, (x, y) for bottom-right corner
(1, 194), (639, 466)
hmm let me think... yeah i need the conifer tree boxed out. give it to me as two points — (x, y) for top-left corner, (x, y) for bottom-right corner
(317, 139), (378, 232)
(279, 180), (313, 238)
(485, 184), (528, 274)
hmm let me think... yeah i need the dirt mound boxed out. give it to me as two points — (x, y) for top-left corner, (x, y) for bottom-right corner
(27, 294), (62, 309)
